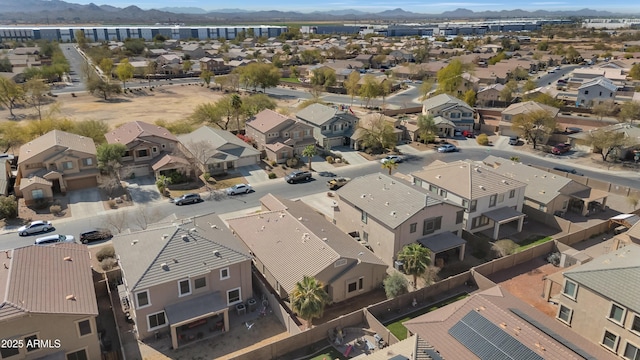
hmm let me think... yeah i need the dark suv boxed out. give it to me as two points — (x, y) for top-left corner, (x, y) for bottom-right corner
(79, 228), (113, 244)
(285, 170), (312, 184)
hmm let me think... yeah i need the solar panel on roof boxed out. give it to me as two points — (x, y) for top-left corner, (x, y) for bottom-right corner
(448, 310), (544, 360)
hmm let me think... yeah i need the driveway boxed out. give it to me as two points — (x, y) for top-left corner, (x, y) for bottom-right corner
(237, 165), (269, 184)
(123, 176), (162, 204)
(331, 146), (370, 166)
(68, 188), (104, 220)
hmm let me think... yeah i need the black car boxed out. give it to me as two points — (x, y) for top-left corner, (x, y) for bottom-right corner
(79, 228), (113, 244)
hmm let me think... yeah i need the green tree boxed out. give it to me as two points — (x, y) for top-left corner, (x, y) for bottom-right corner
(236, 63), (281, 92)
(0, 57), (12, 72)
(231, 93), (243, 132)
(99, 58), (114, 80)
(463, 89), (476, 107)
(383, 272), (409, 299)
(587, 130), (628, 162)
(0, 77), (23, 118)
(72, 120), (109, 145)
(618, 101), (640, 125)
(511, 109), (557, 149)
(419, 79), (435, 100)
(290, 275), (331, 329)
(182, 60), (193, 73)
(302, 144), (317, 171)
(299, 49), (323, 64)
(200, 69), (213, 87)
(522, 79), (538, 92)
(75, 30), (88, 49)
(492, 239), (518, 257)
(311, 67), (336, 89)
(416, 114), (438, 143)
(344, 71), (360, 106)
(87, 76), (121, 100)
(96, 143), (127, 176)
(359, 75), (381, 108)
(500, 80), (518, 103)
(190, 102), (229, 130)
(0, 195), (18, 219)
(0, 121), (27, 152)
(358, 115), (397, 151)
(630, 63), (640, 80)
(397, 243), (431, 290)
(436, 59), (471, 95)
(144, 60), (156, 84)
(532, 93), (564, 109)
(241, 93), (277, 119)
(115, 58), (134, 89)
(592, 100), (618, 120)
(22, 78), (50, 120)
(381, 159), (398, 175)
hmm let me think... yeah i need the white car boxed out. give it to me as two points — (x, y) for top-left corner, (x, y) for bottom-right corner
(18, 220), (53, 236)
(226, 183), (253, 195)
(35, 234), (75, 245)
(380, 155), (404, 164)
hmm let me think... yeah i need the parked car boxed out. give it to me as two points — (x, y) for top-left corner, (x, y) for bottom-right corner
(285, 170), (312, 184)
(552, 143), (571, 155)
(548, 68), (556, 73)
(437, 144), (458, 153)
(553, 167), (583, 176)
(327, 177), (351, 190)
(226, 183), (253, 195)
(35, 234), (75, 245)
(170, 193), (202, 205)
(79, 228), (113, 244)
(18, 220), (53, 236)
(454, 130), (462, 137)
(462, 130), (475, 138)
(380, 155), (404, 164)
(508, 136), (519, 145)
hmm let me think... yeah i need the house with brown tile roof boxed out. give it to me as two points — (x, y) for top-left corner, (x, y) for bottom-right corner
(112, 213), (252, 349)
(105, 121), (190, 179)
(245, 109), (315, 164)
(0, 243), (101, 360)
(411, 160), (527, 239)
(227, 194), (387, 304)
(404, 286), (618, 360)
(334, 173), (466, 266)
(16, 130), (98, 205)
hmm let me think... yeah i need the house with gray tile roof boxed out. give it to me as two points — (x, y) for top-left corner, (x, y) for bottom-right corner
(421, 94), (476, 135)
(178, 126), (260, 176)
(576, 76), (619, 107)
(112, 213), (252, 349)
(551, 244), (640, 356)
(227, 195), (387, 304)
(411, 160), (527, 239)
(295, 103), (358, 148)
(500, 100), (560, 137)
(0, 243), (101, 360)
(334, 173), (466, 266)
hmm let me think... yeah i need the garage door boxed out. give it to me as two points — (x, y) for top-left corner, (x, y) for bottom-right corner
(66, 176), (98, 191)
(120, 164), (150, 179)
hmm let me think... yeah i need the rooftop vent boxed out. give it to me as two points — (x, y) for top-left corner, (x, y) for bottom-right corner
(390, 211), (397, 217)
(63, 256), (72, 262)
(188, 228), (197, 233)
(213, 250), (221, 257)
(162, 234), (169, 239)
(479, 185), (485, 190)
(211, 224), (218, 229)
(501, 180), (507, 184)
(436, 175), (441, 179)
(361, 194), (367, 198)
(66, 294), (77, 301)
(161, 262), (169, 270)
(131, 239), (138, 245)
(181, 235), (189, 241)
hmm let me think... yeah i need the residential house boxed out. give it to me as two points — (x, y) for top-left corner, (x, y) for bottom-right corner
(333, 173), (466, 266)
(576, 76), (618, 107)
(16, 130), (98, 205)
(199, 57), (229, 75)
(476, 83), (505, 107)
(404, 285), (618, 360)
(105, 121), (190, 179)
(227, 194), (387, 303)
(112, 214), (253, 349)
(389, 49), (414, 64)
(350, 113), (403, 150)
(500, 101), (560, 137)
(0, 243), (101, 360)
(483, 156), (609, 217)
(422, 93), (477, 134)
(178, 126), (260, 176)
(244, 109), (315, 164)
(567, 123), (640, 159)
(354, 54), (374, 68)
(411, 160), (527, 239)
(545, 245), (640, 358)
(296, 103), (358, 148)
(181, 44), (205, 60)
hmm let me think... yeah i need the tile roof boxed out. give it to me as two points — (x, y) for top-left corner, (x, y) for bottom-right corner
(413, 160), (526, 200)
(422, 93), (473, 112)
(296, 103), (344, 126)
(246, 109), (295, 133)
(227, 195), (385, 293)
(112, 214), (250, 291)
(337, 173), (449, 229)
(18, 130), (97, 164)
(577, 76), (619, 92)
(501, 101), (560, 117)
(564, 244), (640, 313)
(178, 126), (260, 163)
(105, 121), (178, 146)
(404, 286), (618, 360)
(18, 175), (52, 191)
(151, 154), (190, 171)
(0, 243), (98, 321)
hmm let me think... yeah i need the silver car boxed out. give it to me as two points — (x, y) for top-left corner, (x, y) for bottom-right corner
(35, 234), (75, 245)
(226, 184), (253, 195)
(18, 220), (53, 236)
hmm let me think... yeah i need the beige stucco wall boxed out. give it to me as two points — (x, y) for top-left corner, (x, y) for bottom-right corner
(316, 259), (387, 303)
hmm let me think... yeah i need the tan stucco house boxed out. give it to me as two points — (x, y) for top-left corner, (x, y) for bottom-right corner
(295, 103), (358, 149)
(421, 93), (477, 135)
(16, 130), (98, 205)
(350, 113), (404, 150)
(500, 101), (559, 137)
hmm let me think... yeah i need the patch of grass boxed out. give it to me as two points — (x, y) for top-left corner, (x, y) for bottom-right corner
(306, 346), (346, 360)
(517, 235), (553, 252)
(212, 176), (246, 189)
(385, 293), (469, 340)
(280, 77), (301, 83)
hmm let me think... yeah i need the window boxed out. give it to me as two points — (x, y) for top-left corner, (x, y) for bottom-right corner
(227, 288), (241, 305)
(358, 277), (363, 290)
(348, 281), (357, 293)
(562, 279), (577, 299)
(62, 161), (74, 170)
(632, 314), (640, 333)
(24, 334), (38, 352)
(361, 210), (368, 224)
(362, 231), (368, 242)
(602, 330), (619, 351)
(410, 223), (417, 233)
(123, 151), (131, 157)
(152, 146), (158, 153)
(557, 304), (573, 324)
(584, 90), (589, 95)
(414, 178), (422, 187)
(66, 349), (88, 360)
(489, 194), (497, 207)
(77, 319), (92, 337)
(220, 267), (230, 280)
(498, 194), (504, 203)
(0, 345), (20, 358)
(178, 279), (191, 297)
(609, 303), (626, 325)
(137, 149), (148, 157)
(148, 311), (167, 330)
(439, 189), (447, 198)
(471, 216), (489, 229)
(470, 200), (477, 212)
(194, 277), (206, 289)
(509, 189), (515, 198)
(136, 290), (150, 308)
(423, 217), (442, 235)
(624, 342), (640, 360)
(429, 184), (438, 193)
(161, 144), (166, 149)
(31, 189), (44, 200)
(82, 158), (93, 166)
(456, 210), (464, 224)
(462, 199), (468, 208)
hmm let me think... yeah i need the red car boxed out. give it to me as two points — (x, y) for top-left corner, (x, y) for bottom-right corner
(552, 143), (571, 155)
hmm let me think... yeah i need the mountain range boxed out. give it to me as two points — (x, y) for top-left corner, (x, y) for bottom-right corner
(0, 0), (626, 25)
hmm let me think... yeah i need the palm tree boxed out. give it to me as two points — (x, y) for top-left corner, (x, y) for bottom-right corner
(231, 93), (243, 132)
(290, 275), (331, 329)
(397, 243), (431, 290)
(416, 115), (438, 143)
(381, 160), (398, 175)
(302, 144), (317, 171)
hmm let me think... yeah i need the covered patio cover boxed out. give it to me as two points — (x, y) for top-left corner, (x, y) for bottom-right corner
(483, 207), (526, 239)
(165, 291), (229, 349)
(418, 232), (466, 262)
(570, 188), (609, 216)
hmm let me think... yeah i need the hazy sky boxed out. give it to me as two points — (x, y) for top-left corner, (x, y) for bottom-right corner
(68, 0), (640, 13)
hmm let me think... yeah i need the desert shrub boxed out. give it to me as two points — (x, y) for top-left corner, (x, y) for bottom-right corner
(268, 172), (277, 179)
(49, 205), (62, 216)
(96, 245), (116, 262)
(100, 258), (118, 271)
(0, 195), (18, 219)
(33, 198), (49, 210)
(492, 239), (518, 257)
(107, 199), (117, 209)
(326, 156), (335, 164)
(270, 160), (277, 167)
(286, 157), (299, 167)
(476, 133), (490, 146)
(383, 272), (409, 299)
(203, 172), (211, 182)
